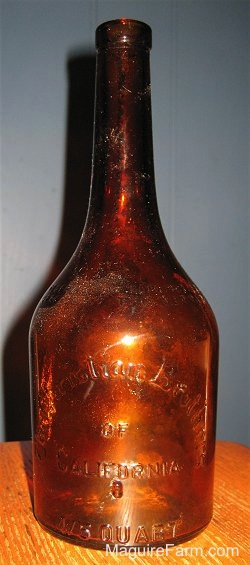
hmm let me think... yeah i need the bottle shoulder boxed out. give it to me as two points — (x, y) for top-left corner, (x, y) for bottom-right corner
(30, 239), (218, 345)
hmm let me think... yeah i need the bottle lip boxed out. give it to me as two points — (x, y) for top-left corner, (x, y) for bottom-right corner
(96, 19), (152, 50)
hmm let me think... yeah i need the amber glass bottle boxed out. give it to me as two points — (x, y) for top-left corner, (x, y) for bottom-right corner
(29, 19), (219, 549)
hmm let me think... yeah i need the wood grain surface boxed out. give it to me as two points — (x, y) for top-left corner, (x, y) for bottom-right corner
(0, 441), (249, 564)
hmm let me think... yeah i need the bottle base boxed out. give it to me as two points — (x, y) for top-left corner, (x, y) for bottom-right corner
(35, 514), (211, 550)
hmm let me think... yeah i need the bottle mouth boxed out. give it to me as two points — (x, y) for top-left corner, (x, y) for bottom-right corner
(96, 19), (152, 50)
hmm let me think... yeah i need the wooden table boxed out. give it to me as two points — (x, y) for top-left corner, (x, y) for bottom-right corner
(0, 441), (249, 564)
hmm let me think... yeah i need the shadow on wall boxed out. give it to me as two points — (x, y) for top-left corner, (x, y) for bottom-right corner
(3, 53), (96, 440)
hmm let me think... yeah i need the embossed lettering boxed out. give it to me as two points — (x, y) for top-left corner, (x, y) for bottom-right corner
(56, 449), (183, 478)
(117, 422), (129, 437)
(116, 525), (130, 543)
(111, 479), (123, 498)
(101, 422), (114, 437)
(152, 523), (165, 541)
(165, 516), (183, 538)
(134, 525), (149, 543)
(131, 465), (144, 478)
(117, 464), (129, 479)
(53, 357), (207, 469)
(152, 515), (183, 540)
(100, 524), (113, 542)
(57, 517), (91, 539)
(55, 516), (183, 543)
(101, 422), (129, 438)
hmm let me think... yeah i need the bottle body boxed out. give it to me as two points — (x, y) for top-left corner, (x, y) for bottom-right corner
(29, 19), (218, 548)
(30, 238), (218, 548)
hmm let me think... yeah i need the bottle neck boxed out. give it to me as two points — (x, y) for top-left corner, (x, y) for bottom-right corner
(87, 42), (162, 240)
